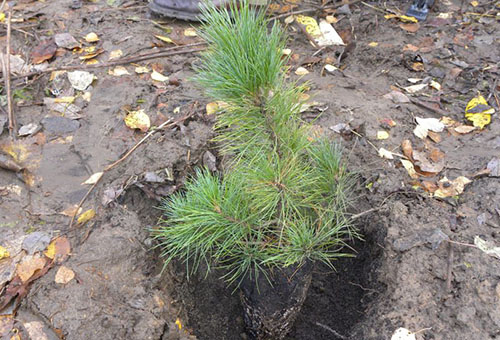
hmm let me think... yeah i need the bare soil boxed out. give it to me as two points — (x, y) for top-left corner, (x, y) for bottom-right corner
(1, 0), (499, 339)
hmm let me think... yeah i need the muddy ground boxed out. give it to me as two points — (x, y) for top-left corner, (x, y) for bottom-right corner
(0, 0), (499, 339)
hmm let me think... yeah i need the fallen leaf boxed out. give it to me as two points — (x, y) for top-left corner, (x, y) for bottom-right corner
(108, 49), (123, 60)
(324, 64), (338, 73)
(77, 209), (96, 225)
(384, 14), (418, 23)
(413, 124), (428, 139)
(124, 109), (150, 132)
(430, 80), (441, 91)
(16, 255), (47, 282)
(82, 172), (103, 185)
(416, 117), (445, 132)
(368, 41), (378, 47)
(401, 159), (419, 179)
(434, 176), (471, 198)
(54, 266), (75, 284)
(399, 23), (419, 33)
(295, 67), (309, 75)
(487, 157), (499, 177)
(44, 237), (71, 263)
(474, 236), (500, 259)
(24, 321), (49, 340)
(413, 149), (445, 174)
(155, 35), (174, 44)
(401, 140), (413, 160)
(391, 327), (416, 340)
(67, 71), (94, 91)
(454, 125), (476, 134)
(84, 32), (99, 43)
(135, 66), (150, 74)
(470, 0), (479, 6)
(108, 66), (130, 76)
(54, 33), (79, 50)
(404, 83), (427, 94)
(184, 27), (197, 36)
(59, 205), (82, 217)
(0, 246), (9, 259)
(377, 131), (389, 140)
(206, 101), (228, 115)
(427, 131), (441, 143)
(378, 148), (394, 159)
(175, 318), (182, 330)
(32, 40), (57, 64)
(318, 19), (344, 46)
(383, 90), (410, 103)
(22, 232), (51, 255)
(151, 70), (169, 82)
(465, 93), (495, 129)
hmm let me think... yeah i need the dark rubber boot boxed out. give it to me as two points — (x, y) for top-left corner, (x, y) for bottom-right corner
(149, 0), (225, 21)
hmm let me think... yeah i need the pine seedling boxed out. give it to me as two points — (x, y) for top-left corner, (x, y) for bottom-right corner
(155, 0), (358, 287)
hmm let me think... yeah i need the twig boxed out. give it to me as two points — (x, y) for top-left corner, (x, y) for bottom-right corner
(446, 242), (454, 292)
(410, 98), (449, 117)
(68, 113), (193, 229)
(271, 0), (363, 20)
(351, 207), (380, 220)
(8, 43), (206, 81)
(5, 9), (15, 138)
(315, 322), (349, 339)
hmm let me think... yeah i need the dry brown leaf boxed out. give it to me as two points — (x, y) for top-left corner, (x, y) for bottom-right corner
(44, 237), (71, 263)
(434, 176), (471, 198)
(413, 149), (445, 174)
(54, 266), (75, 284)
(401, 140), (413, 160)
(400, 23), (420, 33)
(16, 255), (47, 282)
(32, 40), (57, 64)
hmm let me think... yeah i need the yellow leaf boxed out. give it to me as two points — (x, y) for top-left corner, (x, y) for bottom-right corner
(184, 28), (197, 37)
(465, 93), (495, 129)
(155, 35), (174, 44)
(368, 42), (378, 47)
(85, 59), (99, 65)
(77, 209), (96, 225)
(384, 14), (419, 23)
(151, 70), (169, 82)
(175, 318), (182, 330)
(124, 109), (151, 132)
(401, 159), (418, 179)
(0, 245), (10, 259)
(54, 96), (75, 104)
(377, 131), (389, 140)
(109, 49), (123, 60)
(0, 12), (6, 23)
(295, 15), (321, 37)
(84, 32), (99, 43)
(55, 266), (75, 284)
(470, 0), (478, 6)
(44, 237), (71, 262)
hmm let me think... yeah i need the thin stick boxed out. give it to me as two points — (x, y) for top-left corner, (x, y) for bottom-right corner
(445, 243), (454, 292)
(351, 207), (380, 220)
(315, 322), (349, 339)
(9, 43), (206, 80)
(68, 113), (193, 229)
(5, 9), (14, 138)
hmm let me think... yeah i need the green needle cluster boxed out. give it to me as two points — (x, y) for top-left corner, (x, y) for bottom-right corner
(155, 0), (357, 286)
